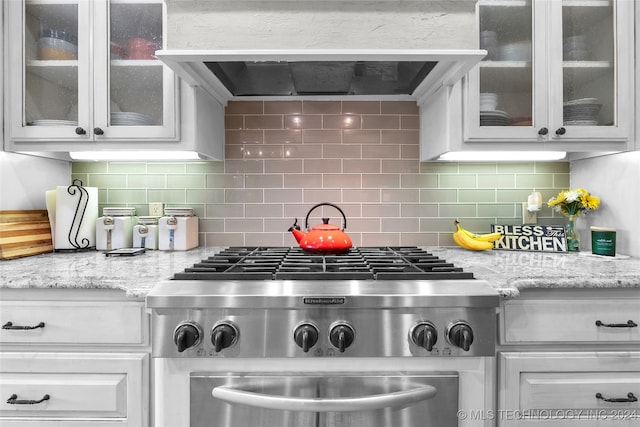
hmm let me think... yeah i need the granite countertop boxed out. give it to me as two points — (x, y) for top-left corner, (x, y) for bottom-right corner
(1, 247), (639, 299)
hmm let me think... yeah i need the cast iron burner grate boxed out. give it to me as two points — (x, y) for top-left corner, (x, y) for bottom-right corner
(173, 247), (473, 281)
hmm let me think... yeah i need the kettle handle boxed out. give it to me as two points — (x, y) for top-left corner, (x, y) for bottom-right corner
(304, 203), (347, 231)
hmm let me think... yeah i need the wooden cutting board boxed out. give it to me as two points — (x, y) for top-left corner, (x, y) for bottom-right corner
(0, 210), (53, 260)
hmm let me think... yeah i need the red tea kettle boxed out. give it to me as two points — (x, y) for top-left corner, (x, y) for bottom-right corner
(288, 203), (352, 254)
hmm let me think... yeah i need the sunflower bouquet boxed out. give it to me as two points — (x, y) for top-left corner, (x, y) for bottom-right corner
(547, 188), (600, 217)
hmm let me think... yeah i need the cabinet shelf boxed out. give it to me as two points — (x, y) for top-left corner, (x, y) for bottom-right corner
(26, 59), (163, 92)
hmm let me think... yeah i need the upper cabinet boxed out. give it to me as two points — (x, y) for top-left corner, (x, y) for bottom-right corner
(4, 0), (178, 149)
(468, 0), (633, 145)
(421, 0), (635, 160)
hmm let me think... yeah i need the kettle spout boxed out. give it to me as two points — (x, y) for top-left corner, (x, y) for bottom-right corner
(288, 218), (305, 243)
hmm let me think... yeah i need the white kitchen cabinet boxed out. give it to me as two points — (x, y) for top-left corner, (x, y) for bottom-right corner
(3, 0), (177, 149)
(421, 0), (635, 160)
(500, 352), (640, 427)
(0, 288), (150, 427)
(498, 289), (640, 427)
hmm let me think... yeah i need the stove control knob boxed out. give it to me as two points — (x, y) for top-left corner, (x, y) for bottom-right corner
(211, 321), (239, 352)
(447, 321), (474, 351)
(294, 322), (319, 353)
(329, 321), (355, 353)
(410, 322), (438, 352)
(173, 321), (202, 353)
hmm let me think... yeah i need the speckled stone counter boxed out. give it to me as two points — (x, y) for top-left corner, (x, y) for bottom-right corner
(1, 247), (639, 299)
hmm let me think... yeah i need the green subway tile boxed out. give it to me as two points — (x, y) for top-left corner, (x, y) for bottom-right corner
(439, 174), (477, 188)
(438, 204), (477, 217)
(128, 174), (166, 188)
(71, 161), (108, 173)
(420, 189), (458, 203)
(516, 173), (554, 189)
(478, 203), (516, 218)
(147, 189), (186, 204)
(420, 218), (458, 233)
(534, 161), (570, 173)
(107, 189), (148, 204)
(496, 189), (533, 203)
(478, 174), (515, 188)
(147, 162), (187, 174)
(71, 173), (88, 184)
(186, 161), (225, 174)
(130, 204), (149, 216)
(497, 163), (534, 173)
(89, 174), (127, 188)
(458, 163), (497, 174)
(458, 189), (496, 203)
(166, 174), (206, 189)
(400, 174), (438, 188)
(107, 162), (147, 173)
(98, 188), (108, 204)
(553, 174), (570, 188)
(186, 189), (225, 204)
(420, 162), (458, 173)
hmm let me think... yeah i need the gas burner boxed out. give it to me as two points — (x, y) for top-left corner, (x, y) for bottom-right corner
(173, 246), (473, 281)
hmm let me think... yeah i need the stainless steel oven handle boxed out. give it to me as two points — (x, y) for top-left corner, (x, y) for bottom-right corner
(212, 384), (437, 412)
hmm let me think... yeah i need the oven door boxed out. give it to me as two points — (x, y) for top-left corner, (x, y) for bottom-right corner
(190, 373), (458, 427)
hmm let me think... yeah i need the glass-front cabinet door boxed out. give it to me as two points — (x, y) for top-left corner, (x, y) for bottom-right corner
(466, 0), (632, 144)
(547, 0), (631, 141)
(6, 0), (176, 143)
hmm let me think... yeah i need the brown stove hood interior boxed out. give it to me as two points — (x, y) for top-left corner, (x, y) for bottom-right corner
(156, 50), (486, 105)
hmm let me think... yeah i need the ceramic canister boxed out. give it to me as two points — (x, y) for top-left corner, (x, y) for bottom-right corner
(158, 208), (199, 250)
(96, 207), (138, 251)
(133, 216), (160, 250)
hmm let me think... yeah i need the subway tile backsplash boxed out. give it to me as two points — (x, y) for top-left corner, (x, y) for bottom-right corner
(72, 101), (570, 247)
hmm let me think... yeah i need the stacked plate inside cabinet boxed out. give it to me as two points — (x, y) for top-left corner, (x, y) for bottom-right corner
(28, 119), (78, 126)
(480, 110), (509, 126)
(563, 97), (601, 126)
(164, 207), (195, 217)
(111, 112), (155, 126)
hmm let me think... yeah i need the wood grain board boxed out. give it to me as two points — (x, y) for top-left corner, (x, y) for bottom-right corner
(0, 210), (53, 260)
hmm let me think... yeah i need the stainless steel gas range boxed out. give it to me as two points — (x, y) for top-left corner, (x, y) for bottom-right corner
(146, 246), (499, 427)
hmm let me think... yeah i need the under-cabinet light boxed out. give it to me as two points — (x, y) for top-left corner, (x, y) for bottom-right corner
(69, 151), (203, 161)
(437, 151), (566, 162)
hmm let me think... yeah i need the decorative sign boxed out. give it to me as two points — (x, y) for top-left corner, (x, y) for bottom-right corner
(491, 224), (567, 253)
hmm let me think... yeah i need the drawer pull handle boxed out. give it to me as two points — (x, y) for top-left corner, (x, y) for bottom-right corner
(6, 394), (50, 405)
(595, 392), (637, 403)
(595, 320), (638, 328)
(2, 321), (45, 330)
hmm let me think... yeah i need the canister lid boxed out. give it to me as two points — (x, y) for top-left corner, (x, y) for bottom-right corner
(138, 216), (160, 225)
(103, 207), (136, 216)
(590, 226), (616, 232)
(164, 207), (195, 217)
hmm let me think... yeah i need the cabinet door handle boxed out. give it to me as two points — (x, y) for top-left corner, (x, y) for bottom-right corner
(75, 127), (86, 135)
(538, 127), (548, 136)
(94, 127), (104, 135)
(595, 392), (637, 403)
(555, 127), (566, 135)
(2, 321), (45, 330)
(595, 320), (638, 328)
(6, 394), (50, 405)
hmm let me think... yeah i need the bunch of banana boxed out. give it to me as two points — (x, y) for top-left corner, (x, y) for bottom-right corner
(452, 220), (502, 251)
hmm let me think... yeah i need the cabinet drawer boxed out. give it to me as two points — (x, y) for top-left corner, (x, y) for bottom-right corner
(502, 299), (640, 344)
(500, 352), (640, 426)
(0, 352), (147, 426)
(0, 300), (145, 345)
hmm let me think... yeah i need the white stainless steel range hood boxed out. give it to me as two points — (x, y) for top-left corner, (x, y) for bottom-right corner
(156, 49), (486, 105)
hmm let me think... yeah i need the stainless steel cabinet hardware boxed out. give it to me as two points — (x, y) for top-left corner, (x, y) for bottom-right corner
(595, 392), (637, 403)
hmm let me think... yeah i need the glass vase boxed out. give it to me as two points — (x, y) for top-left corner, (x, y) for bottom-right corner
(566, 215), (580, 251)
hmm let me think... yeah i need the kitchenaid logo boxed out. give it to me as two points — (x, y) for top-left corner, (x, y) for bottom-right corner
(303, 297), (346, 305)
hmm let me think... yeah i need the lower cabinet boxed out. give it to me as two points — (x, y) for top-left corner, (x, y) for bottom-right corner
(0, 352), (148, 427)
(0, 289), (150, 427)
(498, 289), (640, 426)
(500, 352), (640, 426)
